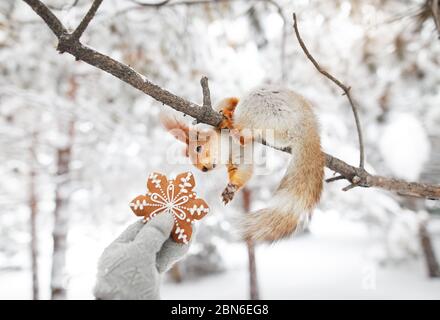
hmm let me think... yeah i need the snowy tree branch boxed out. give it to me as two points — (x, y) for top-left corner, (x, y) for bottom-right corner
(197, 76), (214, 124)
(293, 13), (365, 171)
(200, 76), (212, 110)
(22, 0), (440, 200)
(292, 13), (365, 191)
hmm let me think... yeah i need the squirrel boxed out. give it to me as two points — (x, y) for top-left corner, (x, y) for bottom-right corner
(160, 85), (325, 242)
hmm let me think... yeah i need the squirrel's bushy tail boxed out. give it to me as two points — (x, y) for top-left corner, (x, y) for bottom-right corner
(240, 207), (301, 242)
(241, 139), (325, 242)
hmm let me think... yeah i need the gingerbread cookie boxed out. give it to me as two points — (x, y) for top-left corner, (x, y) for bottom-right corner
(129, 172), (209, 244)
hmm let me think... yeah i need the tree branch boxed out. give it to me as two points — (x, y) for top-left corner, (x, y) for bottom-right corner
(292, 13), (365, 170)
(22, 0), (66, 38)
(200, 76), (212, 110)
(325, 175), (345, 183)
(22, 0), (440, 200)
(71, 0), (103, 41)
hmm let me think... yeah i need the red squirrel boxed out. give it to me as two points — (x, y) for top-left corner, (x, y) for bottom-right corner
(160, 85), (325, 242)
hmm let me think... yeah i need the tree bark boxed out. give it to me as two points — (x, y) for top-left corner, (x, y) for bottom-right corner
(242, 188), (259, 300)
(29, 131), (39, 300)
(400, 197), (440, 278)
(419, 221), (440, 278)
(50, 126), (74, 300)
(50, 78), (77, 300)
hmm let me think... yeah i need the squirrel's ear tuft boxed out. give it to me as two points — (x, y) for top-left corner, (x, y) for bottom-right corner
(224, 97), (239, 111)
(159, 112), (190, 145)
(214, 97), (239, 113)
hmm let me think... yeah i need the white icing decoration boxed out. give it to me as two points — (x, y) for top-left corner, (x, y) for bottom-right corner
(134, 172), (207, 243)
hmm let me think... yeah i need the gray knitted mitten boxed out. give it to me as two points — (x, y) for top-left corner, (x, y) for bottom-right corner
(94, 212), (189, 300)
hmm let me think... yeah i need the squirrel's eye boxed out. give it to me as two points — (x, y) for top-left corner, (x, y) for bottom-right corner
(196, 145), (202, 153)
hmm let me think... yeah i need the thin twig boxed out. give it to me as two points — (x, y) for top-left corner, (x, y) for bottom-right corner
(325, 175), (345, 183)
(196, 76), (213, 124)
(342, 183), (358, 192)
(200, 76), (212, 110)
(71, 0), (103, 40)
(342, 176), (361, 191)
(292, 13), (365, 170)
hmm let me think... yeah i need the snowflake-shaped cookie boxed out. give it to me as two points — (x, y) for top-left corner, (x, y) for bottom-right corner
(129, 172), (209, 244)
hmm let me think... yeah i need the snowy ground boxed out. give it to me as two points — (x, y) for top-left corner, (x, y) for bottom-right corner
(1, 211), (439, 300)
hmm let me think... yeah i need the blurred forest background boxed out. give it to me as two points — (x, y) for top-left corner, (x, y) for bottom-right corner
(1, 0), (440, 299)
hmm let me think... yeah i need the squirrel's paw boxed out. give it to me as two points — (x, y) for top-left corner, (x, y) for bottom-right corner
(221, 183), (238, 205)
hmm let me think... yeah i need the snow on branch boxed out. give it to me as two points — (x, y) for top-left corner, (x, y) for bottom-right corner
(22, 0), (440, 200)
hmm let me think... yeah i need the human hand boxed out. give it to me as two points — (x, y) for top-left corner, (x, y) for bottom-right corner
(93, 212), (190, 300)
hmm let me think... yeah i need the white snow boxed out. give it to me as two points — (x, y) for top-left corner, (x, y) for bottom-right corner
(1, 212), (439, 300)
(379, 113), (431, 181)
